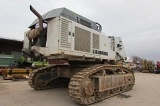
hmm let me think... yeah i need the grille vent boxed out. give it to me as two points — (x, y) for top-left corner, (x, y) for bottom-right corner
(93, 33), (99, 49)
(60, 19), (71, 48)
(74, 27), (91, 52)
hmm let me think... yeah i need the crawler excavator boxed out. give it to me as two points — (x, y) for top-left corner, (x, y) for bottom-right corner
(141, 59), (155, 73)
(22, 5), (135, 105)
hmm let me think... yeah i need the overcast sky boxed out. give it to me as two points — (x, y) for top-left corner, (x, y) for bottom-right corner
(0, 0), (160, 62)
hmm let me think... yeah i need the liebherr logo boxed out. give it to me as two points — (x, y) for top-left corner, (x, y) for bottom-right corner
(93, 49), (108, 56)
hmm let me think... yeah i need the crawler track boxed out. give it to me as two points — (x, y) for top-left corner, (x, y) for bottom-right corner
(28, 64), (69, 90)
(28, 65), (55, 90)
(68, 64), (134, 105)
(28, 64), (134, 105)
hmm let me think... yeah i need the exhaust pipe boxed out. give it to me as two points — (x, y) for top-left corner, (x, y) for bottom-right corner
(30, 5), (43, 30)
(27, 5), (43, 39)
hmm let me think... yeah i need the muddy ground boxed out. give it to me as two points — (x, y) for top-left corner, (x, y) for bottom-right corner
(0, 72), (160, 106)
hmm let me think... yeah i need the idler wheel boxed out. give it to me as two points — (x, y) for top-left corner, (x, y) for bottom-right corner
(34, 73), (48, 86)
(82, 81), (94, 97)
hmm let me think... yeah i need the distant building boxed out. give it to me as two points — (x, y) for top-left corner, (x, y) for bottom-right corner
(0, 37), (23, 56)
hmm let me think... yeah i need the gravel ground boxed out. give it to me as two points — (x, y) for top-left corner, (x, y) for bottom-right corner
(0, 72), (160, 106)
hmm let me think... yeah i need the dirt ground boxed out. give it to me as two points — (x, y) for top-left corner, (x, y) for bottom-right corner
(0, 72), (160, 106)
